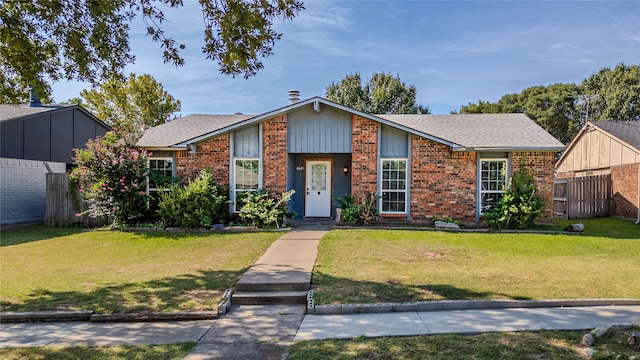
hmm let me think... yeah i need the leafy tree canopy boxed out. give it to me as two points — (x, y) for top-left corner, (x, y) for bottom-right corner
(459, 63), (639, 144)
(0, 0), (303, 103)
(580, 63), (640, 122)
(72, 73), (181, 137)
(326, 72), (429, 114)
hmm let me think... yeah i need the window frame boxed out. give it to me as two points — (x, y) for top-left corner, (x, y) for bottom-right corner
(479, 158), (508, 214)
(232, 157), (261, 212)
(379, 158), (408, 214)
(146, 157), (174, 210)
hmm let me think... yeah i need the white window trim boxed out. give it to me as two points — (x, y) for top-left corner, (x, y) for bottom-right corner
(232, 157), (262, 212)
(147, 157), (173, 194)
(379, 158), (408, 214)
(479, 158), (508, 214)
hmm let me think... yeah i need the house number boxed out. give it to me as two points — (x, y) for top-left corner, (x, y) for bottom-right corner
(296, 166), (304, 171)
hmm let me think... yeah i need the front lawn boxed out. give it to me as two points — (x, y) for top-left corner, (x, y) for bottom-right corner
(0, 342), (195, 360)
(312, 218), (639, 304)
(0, 227), (280, 313)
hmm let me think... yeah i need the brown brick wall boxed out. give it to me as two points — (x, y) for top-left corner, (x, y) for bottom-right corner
(351, 115), (378, 195)
(262, 116), (288, 193)
(611, 163), (639, 219)
(410, 137), (477, 222)
(510, 151), (556, 222)
(175, 134), (230, 188)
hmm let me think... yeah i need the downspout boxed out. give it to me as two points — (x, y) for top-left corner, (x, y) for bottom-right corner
(636, 164), (640, 224)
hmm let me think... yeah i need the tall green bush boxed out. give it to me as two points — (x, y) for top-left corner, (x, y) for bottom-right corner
(158, 170), (228, 229)
(484, 162), (544, 230)
(238, 189), (295, 229)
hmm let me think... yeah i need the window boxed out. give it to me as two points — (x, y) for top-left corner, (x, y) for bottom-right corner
(480, 159), (507, 212)
(381, 159), (407, 213)
(234, 159), (260, 210)
(147, 158), (173, 210)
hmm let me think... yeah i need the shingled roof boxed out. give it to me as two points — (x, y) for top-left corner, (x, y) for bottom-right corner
(590, 121), (640, 151)
(0, 104), (71, 121)
(377, 113), (564, 151)
(137, 113), (255, 148)
(137, 97), (565, 151)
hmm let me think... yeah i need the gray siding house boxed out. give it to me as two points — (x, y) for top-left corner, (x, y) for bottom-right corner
(0, 103), (110, 225)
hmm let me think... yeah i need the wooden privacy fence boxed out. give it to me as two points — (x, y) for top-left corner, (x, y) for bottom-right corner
(45, 173), (106, 227)
(553, 174), (611, 219)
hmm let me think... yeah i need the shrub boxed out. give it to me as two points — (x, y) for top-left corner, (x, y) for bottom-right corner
(70, 131), (150, 226)
(484, 162), (544, 230)
(341, 192), (381, 225)
(334, 194), (355, 210)
(238, 189), (295, 229)
(158, 170), (228, 229)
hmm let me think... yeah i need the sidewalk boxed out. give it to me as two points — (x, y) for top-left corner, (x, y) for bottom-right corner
(295, 305), (640, 341)
(2, 305), (639, 349)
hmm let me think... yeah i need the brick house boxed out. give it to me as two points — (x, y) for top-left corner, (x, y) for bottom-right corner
(138, 95), (564, 223)
(556, 121), (640, 221)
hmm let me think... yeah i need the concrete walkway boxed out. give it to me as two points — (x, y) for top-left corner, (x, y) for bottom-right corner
(3, 306), (639, 349)
(295, 305), (640, 341)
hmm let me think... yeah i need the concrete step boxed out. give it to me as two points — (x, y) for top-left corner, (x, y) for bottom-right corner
(232, 291), (308, 305)
(235, 281), (310, 292)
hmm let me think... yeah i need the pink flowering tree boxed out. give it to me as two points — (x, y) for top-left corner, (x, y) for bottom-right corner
(70, 131), (150, 226)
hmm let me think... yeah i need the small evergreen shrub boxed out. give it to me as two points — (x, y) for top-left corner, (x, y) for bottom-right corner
(484, 162), (544, 230)
(238, 189), (295, 229)
(158, 170), (228, 229)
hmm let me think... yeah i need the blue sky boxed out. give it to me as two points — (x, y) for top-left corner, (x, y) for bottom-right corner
(52, 1), (640, 115)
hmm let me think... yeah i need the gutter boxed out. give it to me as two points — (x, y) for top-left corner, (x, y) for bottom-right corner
(452, 146), (565, 152)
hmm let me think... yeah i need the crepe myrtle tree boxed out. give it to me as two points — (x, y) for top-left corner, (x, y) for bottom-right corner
(71, 131), (150, 226)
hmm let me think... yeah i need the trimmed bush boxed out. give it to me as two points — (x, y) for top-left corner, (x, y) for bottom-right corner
(158, 170), (228, 229)
(238, 189), (295, 229)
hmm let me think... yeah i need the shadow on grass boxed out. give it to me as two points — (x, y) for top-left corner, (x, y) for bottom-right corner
(0, 342), (196, 360)
(0, 226), (84, 247)
(1, 269), (248, 314)
(311, 272), (530, 305)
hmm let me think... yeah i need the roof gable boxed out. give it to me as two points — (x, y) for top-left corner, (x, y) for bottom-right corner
(138, 96), (564, 151)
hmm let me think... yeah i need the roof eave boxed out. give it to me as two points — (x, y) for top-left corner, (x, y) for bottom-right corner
(455, 146), (565, 152)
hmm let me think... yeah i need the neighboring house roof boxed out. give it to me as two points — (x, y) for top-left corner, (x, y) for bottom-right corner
(0, 103), (110, 129)
(590, 121), (640, 151)
(137, 113), (255, 149)
(0, 104), (69, 121)
(137, 96), (565, 151)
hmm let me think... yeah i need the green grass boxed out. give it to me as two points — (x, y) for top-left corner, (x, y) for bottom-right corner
(312, 218), (639, 304)
(0, 342), (196, 360)
(0, 227), (280, 313)
(289, 327), (640, 360)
